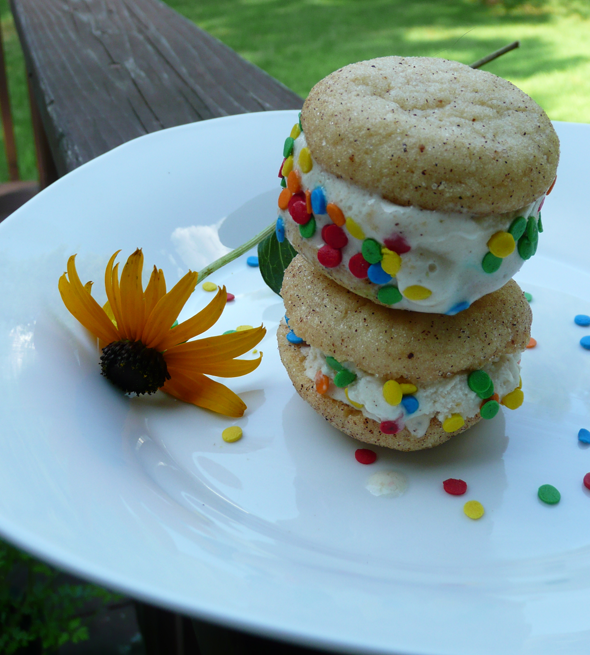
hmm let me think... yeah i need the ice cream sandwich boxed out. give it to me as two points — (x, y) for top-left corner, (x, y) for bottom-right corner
(277, 56), (559, 314)
(278, 255), (531, 451)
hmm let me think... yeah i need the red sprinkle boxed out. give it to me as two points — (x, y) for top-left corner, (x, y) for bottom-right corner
(317, 245), (342, 268)
(288, 193), (311, 225)
(321, 224), (348, 249)
(278, 158), (286, 178)
(355, 448), (377, 465)
(584, 473), (590, 491)
(443, 478), (467, 496)
(226, 293), (235, 302)
(348, 253), (370, 279)
(384, 233), (411, 255)
(380, 419), (403, 435)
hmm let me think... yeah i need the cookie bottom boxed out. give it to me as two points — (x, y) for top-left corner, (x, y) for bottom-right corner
(277, 323), (481, 452)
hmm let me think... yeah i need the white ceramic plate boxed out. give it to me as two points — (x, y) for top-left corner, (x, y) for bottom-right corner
(0, 112), (589, 655)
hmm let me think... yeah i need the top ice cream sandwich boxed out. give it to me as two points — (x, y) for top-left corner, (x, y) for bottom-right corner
(277, 56), (559, 314)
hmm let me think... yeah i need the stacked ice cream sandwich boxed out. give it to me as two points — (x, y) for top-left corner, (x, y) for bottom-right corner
(276, 56), (559, 451)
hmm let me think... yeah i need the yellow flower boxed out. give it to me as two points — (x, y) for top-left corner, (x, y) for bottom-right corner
(58, 249), (265, 417)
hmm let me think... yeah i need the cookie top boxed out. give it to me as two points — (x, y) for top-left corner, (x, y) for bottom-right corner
(302, 56), (559, 214)
(281, 255), (531, 384)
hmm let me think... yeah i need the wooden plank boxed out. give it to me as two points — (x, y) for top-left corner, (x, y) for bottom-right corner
(10, 0), (303, 176)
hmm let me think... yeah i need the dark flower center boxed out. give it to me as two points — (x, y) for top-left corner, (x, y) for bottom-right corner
(100, 340), (170, 395)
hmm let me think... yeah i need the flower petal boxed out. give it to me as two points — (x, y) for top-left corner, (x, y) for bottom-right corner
(142, 271), (198, 348)
(164, 327), (266, 366)
(119, 249), (145, 340)
(157, 286), (227, 351)
(104, 252), (125, 337)
(162, 369), (247, 417)
(144, 266), (166, 318)
(59, 264), (119, 344)
(168, 352), (262, 378)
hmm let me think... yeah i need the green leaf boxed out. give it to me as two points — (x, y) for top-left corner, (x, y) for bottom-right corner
(257, 230), (297, 296)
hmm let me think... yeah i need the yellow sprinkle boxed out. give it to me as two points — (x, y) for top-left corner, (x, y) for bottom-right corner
(252, 349), (258, 354)
(222, 426), (243, 443)
(442, 413), (465, 433)
(202, 282), (217, 292)
(282, 155), (294, 177)
(487, 231), (515, 258)
(501, 388), (524, 410)
(290, 124), (301, 140)
(236, 325), (253, 332)
(403, 285), (432, 301)
(298, 147), (313, 174)
(345, 387), (364, 409)
(381, 248), (402, 277)
(463, 500), (485, 520)
(383, 380), (403, 406)
(345, 217), (365, 240)
(517, 376), (522, 389)
(400, 383), (417, 395)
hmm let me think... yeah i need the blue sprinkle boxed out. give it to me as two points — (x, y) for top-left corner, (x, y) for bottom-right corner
(581, 336), (590, 350)
(247, 256), (259, 267)
(578, 428), (590, 444)
(275, 216), (285, 243)
(286, 330), (304, 345)
(311, 187), (327, 215)
(367, 262), (392, 285)
(575, 314), (590, 327)
(401, 395), (419, 414)
(284, 314), (290, 325)
(446, 301), (470, 316)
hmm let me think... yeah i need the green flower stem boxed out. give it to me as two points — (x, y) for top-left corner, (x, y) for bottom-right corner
(197, 222), (275, 285)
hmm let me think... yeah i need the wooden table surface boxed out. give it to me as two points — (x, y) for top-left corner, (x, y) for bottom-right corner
(7, 1), (324, 653)
(10, 0), (302, 183)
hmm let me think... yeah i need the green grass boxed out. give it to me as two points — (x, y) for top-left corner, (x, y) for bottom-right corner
(1, 0), (589, 183)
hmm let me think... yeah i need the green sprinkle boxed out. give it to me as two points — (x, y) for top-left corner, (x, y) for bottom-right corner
(518, 235), (534, 260)
(480, 400), (500, 420)
(508, 216), (527, 240)
(361, 238), (383, 264)
(378, 285), (403, 305)
(326, 356), (343, 372)
(299, 216), (316, 239)
(477, 380), (495, 400)
(171, 320), (179, 329)
(538, 213), (543, 233)
(280, 177), (287, 188)
(526, 216), (538, 242)
(283, 137), (294, 158)
(223, 330), (236, 335)
(482, 252), (502, 274)
(334, 369), (357, 388)
(298, 111), (302, 131)
(538, 484), (561, 505)
(524, 292), (533, 302)
(468, 370), (492, 395)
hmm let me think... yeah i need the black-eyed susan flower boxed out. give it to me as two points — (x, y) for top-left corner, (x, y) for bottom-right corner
(58, 249), (265, 417)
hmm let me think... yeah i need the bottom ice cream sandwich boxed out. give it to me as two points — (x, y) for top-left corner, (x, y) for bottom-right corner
(278, 256), (532, 451)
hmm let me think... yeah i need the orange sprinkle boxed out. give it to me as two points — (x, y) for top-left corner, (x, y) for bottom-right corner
(527, 337), (537, 349)
(305, 189), (312, 214)
(315, 370), (329, 395)
(287, 170), (301, 193)
(278, 188), (292, 210)
(547, 176), (557, 195)
(326, 203), (346, 227)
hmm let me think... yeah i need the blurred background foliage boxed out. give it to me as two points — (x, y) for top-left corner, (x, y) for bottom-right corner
(0, 0), (589, 183)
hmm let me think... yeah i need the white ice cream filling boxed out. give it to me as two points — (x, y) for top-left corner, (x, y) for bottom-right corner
(281, 132), (544, 314)
(302, 346), (522, 438)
